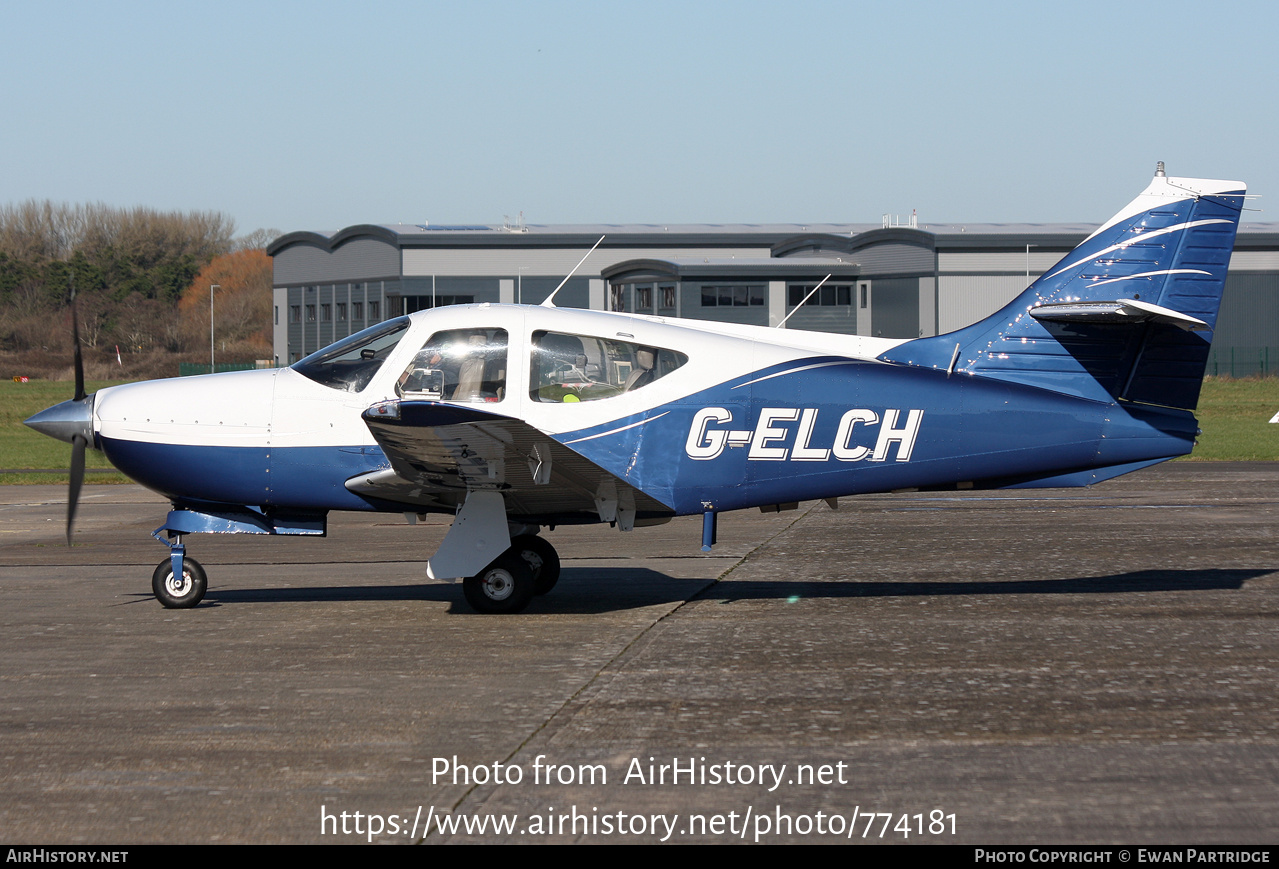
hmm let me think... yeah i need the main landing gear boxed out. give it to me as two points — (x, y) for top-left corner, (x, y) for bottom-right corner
(462, 535), (561, 615)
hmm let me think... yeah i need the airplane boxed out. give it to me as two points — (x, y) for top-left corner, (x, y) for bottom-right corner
(24, 166), (1246, 614)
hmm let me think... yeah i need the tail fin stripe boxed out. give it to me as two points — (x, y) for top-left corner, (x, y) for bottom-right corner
(1045, 218), (1232, 280)
(1085, 268), (1210, 288)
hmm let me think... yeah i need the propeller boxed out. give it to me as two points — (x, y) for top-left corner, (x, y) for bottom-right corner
(21, 278), (97, 546)
(67, 283), (87, 545)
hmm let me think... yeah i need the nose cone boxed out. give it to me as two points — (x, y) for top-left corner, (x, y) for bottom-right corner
(24, 395), (95, 445)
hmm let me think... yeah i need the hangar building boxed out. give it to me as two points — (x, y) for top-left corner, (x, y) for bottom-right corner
(269, 218), (1279, 377)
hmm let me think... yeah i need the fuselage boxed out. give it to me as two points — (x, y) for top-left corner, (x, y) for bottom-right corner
(86, 303), (1197, 518)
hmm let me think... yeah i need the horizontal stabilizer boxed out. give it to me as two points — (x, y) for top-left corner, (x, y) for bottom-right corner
(1029, 299), (1209, 331)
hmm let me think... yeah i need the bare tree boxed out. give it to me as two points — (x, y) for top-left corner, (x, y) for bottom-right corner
(233, 228), (282, 252)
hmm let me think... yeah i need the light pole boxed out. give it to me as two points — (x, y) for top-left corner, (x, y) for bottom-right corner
(209, 284), (220, 374)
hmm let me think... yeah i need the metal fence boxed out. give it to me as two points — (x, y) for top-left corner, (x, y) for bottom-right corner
(1206, 346), (1279, 379)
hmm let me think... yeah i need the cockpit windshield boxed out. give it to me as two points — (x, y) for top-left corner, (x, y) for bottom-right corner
(292, 318), (410, 392)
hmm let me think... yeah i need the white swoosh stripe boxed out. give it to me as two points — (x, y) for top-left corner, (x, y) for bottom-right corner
(1082, 268), (1211, 288)
(732, 360), (857, 389)
(563, 411), (670, 445)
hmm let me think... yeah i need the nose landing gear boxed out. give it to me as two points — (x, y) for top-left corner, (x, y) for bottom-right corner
(151, 551), (207, 609)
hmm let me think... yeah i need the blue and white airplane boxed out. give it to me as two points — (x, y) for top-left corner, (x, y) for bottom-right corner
(25, 168), (1246, 613)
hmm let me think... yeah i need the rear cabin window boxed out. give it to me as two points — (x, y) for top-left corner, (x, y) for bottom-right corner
(292, 317), (410, 392)
(397, 328), (508, 403)
(529, 331), (687, 403)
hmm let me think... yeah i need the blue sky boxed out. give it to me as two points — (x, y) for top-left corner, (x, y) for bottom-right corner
(1, 0), (1273, 235)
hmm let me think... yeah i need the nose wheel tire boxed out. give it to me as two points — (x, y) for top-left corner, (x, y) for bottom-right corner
(463, 551), (534, 614)
(510, 534), (560, 596)
(152, 557), (207, 609)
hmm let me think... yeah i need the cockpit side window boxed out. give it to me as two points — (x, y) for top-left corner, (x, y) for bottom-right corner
(292, 318), (411, 392)
(397, 328), (508, 403)
(529, 331), (687, 403)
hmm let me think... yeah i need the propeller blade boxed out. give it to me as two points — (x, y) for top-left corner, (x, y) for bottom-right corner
(70, 286), (85, 402)
(68, 434), (86, 546)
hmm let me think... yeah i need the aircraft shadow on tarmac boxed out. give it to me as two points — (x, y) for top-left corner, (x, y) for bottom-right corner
(707, 568), (1275, 603)
(120, 567), (1275, 614)
(122, 567), (705, 614)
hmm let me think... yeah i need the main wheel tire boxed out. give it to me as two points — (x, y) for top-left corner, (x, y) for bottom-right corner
(152, 556), (207, 609)
(511, 534), (561, 596)
(463, 551), (535, 614)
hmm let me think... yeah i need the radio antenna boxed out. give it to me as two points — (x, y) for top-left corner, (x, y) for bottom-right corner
(541, 235), (605, 307)
(775, 274), (833, 328)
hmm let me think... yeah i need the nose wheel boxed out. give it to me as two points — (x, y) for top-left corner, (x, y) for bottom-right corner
(151, 555), (207, 609)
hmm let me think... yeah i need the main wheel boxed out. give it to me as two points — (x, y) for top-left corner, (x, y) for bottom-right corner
(463, 551), (534, 614)
(152, 556), (207, 609)
(511, 534), (561, 596)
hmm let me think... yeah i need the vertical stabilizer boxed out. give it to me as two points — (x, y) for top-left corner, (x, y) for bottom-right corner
(880, 173), (1246, 409)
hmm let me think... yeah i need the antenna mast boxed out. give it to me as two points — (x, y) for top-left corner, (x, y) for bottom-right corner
(541, 235), (605, 307)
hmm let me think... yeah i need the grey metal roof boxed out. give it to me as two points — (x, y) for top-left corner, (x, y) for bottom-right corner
(600, 256), (861, 282)
(268, 220), (1279, 256)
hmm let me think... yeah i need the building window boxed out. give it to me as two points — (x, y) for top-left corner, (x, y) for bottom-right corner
(701, 285), (765, 307)
(660, 285), (676, 310)
(352, 301), (363, 321)
(859, 284), (869, 309)
(369, 301), (380, 321)
(321, 303), (331, 322)
(306, 304), (316, 322)
(290, 305), (301, 323)
(336, 303), (346, 321)
(610, 285), (626, 312)
(401, 295), (475, 314)
(788, 284), (853, 307)
(635, 285), (652, 311)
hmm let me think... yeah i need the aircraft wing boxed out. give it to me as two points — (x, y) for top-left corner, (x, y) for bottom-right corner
(351, 400), (672, 525)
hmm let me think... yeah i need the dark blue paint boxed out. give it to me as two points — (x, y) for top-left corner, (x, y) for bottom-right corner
(100, 437), (393, 512)
(556, 357), (1197, 515)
